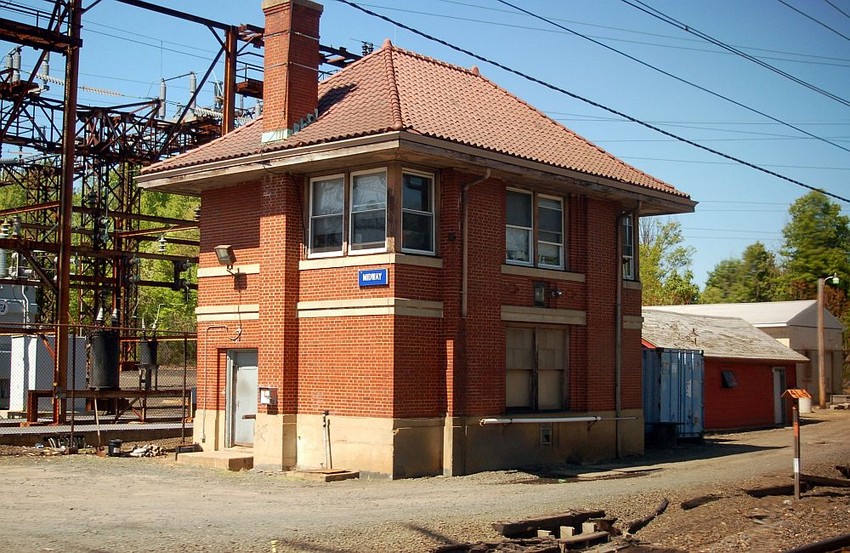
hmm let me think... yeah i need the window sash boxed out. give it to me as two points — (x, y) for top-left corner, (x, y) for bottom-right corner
(401, 171), (435, 254)
(350, 170), (387, 251)
(622, 215), (635, 280)
(537, 195), (563, 269)
(309, 176), (344, 256)
(506, 189), (565, 269)
(506, 190), (533, 266)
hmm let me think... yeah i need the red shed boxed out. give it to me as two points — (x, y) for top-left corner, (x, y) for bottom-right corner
(642, 310), (808, 431)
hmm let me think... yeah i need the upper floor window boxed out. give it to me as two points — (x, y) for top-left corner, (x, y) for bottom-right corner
(307, 167), (436, 259)
(350, 170), (387, 252)
(401, 170), (435, 254)
(622, 213), (636, 280)
(506, 189), (565, 269)
(309, 175), (345, 256)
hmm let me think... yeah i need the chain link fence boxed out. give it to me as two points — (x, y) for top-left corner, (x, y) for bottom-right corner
(0, 326), (196, 447)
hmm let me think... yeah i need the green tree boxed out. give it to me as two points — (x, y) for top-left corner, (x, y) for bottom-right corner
(701, 258), (744, 303)
(639, 218), (699, 305)
(135, 190), (199, 333)
(780, 191), (850, 299)
(701, 242), (780, 303)
(780, 191), (850, 386)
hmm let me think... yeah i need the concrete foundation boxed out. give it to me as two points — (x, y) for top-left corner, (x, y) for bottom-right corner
(193, 408), (644, 478)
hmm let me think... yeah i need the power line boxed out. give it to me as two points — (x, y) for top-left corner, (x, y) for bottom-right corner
(621, 155), (850, 171)
(362, 2), (850, 68)
(777, 0), (850, 41)
(334, 0), (850, 203)
(545, 111), (850, 127)
(824, 0), (850, 19)
(619, 0), (850, 109)
(432, 0), (850, 66)
(497, 0), (850, 157)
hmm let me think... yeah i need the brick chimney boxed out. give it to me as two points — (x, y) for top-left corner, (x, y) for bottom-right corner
(261, 0), (323, 143)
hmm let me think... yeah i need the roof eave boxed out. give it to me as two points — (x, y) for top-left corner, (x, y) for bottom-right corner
(137, 131), (696, 215)
(396, 134), (695, 216)
(136, 133), (405, 195)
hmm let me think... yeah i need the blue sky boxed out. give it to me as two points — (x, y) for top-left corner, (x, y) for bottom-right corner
(4, 0), (850, 287)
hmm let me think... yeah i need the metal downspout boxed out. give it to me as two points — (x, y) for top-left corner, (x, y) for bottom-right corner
(462, 169), (491, 318)
(616, 214), (623, 458)
(615, 204), (639, 458)
(202, 325), (228, 444)
(456, 168), (490, 476)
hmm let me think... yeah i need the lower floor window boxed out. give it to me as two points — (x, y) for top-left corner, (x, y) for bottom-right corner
(506, 326), (567, 411)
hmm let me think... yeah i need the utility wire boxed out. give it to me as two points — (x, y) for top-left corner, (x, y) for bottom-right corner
(620, 0), (850, 109)
(777, 0), (850, 41)
(420, 0), (850, 67)
(824, 0), (850, 19)
(497, 0), (850, 156)
(366, 3), (850, 68)
(333, 0), (849, 204)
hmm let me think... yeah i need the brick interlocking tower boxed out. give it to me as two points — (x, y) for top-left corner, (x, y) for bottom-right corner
(138, 0), (695, 478)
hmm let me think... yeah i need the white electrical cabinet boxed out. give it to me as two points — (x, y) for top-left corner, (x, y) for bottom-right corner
(9, 335), (87, 413)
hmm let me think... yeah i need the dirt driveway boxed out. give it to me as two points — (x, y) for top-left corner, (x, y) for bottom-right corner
(2, 410), (849, 552)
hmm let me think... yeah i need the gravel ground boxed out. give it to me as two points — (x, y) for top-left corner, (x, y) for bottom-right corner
(1, 410), (849, 552)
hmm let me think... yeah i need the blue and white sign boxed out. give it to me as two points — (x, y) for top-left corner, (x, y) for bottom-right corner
(359, 268), (388, 287)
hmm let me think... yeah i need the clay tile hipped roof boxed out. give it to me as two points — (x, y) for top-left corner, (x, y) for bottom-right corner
(143, 42), (686, 197)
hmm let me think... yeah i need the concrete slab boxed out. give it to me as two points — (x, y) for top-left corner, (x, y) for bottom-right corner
(614, 466), (663, 474)
(286, 469), (359, 482)
(176, 449), (253, 471)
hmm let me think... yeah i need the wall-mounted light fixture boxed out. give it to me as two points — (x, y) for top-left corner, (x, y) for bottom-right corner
(548, 287), (563, 299)
(214, 244), (236, 270)
(533, 281), (546, 307)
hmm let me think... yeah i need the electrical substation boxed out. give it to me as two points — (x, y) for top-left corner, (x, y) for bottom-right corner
(0, 0), (362, 434)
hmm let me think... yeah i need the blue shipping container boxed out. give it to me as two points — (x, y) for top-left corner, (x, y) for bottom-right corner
(642, 348), (704, 438)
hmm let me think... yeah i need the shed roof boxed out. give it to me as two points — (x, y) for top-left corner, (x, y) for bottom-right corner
(140, 42), (692, 212)
(642, 310), (809, 362)
(645, 301), (843, 331)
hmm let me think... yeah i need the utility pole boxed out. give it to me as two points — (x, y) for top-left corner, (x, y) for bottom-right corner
(817, 274), (839, 410)
(54, 0), (82, 424)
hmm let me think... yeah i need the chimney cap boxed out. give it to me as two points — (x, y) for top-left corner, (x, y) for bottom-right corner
(262, 0), (324, 13)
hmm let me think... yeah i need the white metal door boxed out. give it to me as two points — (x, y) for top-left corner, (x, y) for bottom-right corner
(229, 350), (258, 447)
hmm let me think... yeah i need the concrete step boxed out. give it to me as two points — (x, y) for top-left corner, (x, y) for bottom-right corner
(176, 448), (253, 471)
(287, 468), (359, 482)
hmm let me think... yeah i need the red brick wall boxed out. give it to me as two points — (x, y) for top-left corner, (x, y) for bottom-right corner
(298, 316), (395, 417)
(463, 176), (507, 415)
(579, 198), (619, 411)
(622, 287), (643, 410)
(704, 358), (797, 430)
(258, 173), (302, 413)
(196, 182), (263, 411)
(439, 169), (465, 416)
(195, 164), (642, 422)
(394, 316), (445, 418)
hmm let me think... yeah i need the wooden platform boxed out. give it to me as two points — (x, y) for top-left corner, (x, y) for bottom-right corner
(26, 388), (190, 423)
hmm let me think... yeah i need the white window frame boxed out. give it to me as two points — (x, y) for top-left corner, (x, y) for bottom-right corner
(400, 169), (436, 255)
(536, 194), (564, 270)
(506, 188), (534, 266)
(506, 188), (566, 270)
(622, 213), (636, 280)
(349, 168), (388, 255)
(307, 174), (345, 258)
